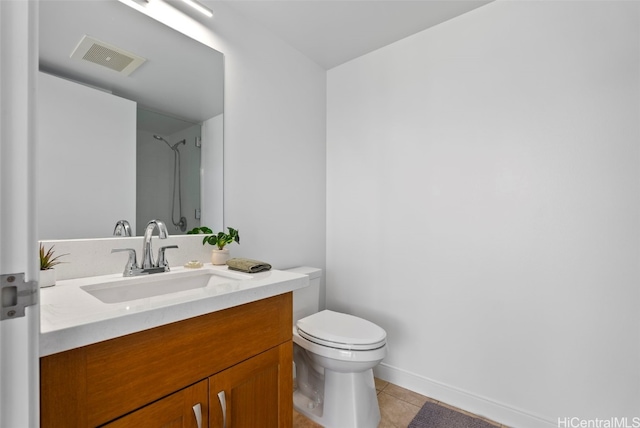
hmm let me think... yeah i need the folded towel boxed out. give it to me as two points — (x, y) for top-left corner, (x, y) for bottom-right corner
(226, 258), (272, 273)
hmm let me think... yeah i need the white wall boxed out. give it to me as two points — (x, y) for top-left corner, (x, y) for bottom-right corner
(327, 1), (639, 426)
(203, 2), (327, 280)
(37, 72), (136, 239)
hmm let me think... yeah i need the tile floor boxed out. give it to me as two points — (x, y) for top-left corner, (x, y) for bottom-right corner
(293, 378), (508, 428)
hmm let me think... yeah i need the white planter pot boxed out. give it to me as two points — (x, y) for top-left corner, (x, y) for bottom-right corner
(211, 249), (230, 265)
(40, 269), (56, 288)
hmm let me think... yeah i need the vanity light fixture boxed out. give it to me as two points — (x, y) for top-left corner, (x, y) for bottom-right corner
(127, 0), (213, 18)
(180, 0), (213, 18)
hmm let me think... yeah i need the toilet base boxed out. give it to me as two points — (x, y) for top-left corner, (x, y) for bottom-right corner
(294, 367), (380, 428)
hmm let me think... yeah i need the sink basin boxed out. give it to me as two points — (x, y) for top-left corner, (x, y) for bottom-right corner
(81, 269), (244, 304)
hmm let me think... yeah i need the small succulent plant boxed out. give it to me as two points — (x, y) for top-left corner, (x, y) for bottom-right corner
(187, 226), (240, 250)
(39, 243), (68, 270)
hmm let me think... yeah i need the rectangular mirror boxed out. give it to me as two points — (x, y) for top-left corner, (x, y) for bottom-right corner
(37, 0), (224, 239)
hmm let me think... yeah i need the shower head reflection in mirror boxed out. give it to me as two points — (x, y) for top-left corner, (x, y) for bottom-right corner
(153, 134), (186, 152)
(153, 134), (188, 232)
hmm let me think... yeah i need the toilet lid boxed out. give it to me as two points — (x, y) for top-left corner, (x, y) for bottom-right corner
(296, 310), (387, 351)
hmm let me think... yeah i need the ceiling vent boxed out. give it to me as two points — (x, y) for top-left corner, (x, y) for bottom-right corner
(70, 35), (146, 76)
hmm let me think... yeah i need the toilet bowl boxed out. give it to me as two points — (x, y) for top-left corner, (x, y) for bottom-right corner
(287, 267), (387, 428)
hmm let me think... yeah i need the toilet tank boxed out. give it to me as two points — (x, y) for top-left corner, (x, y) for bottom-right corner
(284, 266), (322, 324)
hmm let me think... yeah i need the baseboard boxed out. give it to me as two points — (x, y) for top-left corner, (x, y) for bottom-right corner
(374, 363), (556, 428)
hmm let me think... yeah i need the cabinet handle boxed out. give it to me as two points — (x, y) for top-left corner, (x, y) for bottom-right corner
(217, 391), (227, 428)
(192, 403), (202, 428)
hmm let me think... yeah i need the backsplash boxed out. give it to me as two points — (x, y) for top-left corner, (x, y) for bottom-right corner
(40, 235), (214, 280)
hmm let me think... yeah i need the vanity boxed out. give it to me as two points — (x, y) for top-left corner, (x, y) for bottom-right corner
(39, 267), (308, 427)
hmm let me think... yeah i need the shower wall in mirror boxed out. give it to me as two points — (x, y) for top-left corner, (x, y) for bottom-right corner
(37, 0), (223, 239)
(136, 109), (202, 236)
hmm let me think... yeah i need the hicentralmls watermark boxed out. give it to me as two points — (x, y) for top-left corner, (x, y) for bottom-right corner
(558, 417), (640, 428)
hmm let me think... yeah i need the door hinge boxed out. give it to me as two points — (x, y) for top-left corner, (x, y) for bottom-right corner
(1, 273), (37, 321)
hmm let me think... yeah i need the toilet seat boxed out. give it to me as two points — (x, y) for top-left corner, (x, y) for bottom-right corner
(296, 310), (387, 351)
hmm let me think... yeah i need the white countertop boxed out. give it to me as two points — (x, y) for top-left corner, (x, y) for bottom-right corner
(40, 266), (308, 357)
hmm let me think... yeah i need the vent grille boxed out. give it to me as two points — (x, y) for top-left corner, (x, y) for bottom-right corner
(70, 35), (146, 76)
(82, 44), (134, 72)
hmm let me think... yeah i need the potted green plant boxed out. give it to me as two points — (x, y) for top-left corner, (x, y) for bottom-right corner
(187, 226), (240, 265)
(39, 243), (68, 288)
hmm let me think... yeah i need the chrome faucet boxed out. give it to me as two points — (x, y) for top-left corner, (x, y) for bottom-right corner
(111, 219), (178, 277)
(142, 219), (168, 269)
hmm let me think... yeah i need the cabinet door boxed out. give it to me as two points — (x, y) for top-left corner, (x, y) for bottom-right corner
(103, 380), (208, 428)
(210, 342), (293, 428)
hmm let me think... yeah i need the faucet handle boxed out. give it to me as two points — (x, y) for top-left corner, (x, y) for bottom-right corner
(157, 245), (179, 270)
(111, 248), (138, 276)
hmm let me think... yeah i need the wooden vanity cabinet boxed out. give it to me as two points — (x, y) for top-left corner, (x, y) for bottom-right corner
(40, 293), (293, 428)
(101, 380), (208, 428)
(210, 342), (292, 428)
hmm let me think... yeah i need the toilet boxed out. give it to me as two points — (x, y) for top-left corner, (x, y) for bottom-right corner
(286, 267), (387, 428)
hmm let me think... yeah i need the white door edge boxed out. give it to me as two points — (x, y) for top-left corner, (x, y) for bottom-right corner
(0, 1), (40, 427)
